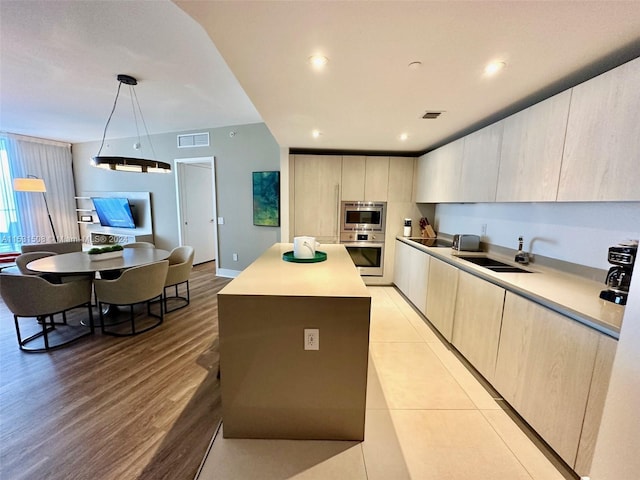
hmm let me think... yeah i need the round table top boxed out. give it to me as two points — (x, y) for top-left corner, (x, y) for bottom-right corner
(27, 248), (171, 274)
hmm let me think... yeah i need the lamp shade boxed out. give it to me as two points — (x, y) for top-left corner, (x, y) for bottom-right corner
(13, 177), (47, 192)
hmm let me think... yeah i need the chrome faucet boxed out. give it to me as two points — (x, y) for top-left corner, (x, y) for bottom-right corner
(515, 236), (529, 265)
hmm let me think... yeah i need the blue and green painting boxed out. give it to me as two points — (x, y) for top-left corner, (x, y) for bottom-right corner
(252, 171), (280, 226)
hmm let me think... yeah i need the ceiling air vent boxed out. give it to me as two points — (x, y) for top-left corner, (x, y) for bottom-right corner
(177, 132), (210, 148)
(422, 111), (444, 119)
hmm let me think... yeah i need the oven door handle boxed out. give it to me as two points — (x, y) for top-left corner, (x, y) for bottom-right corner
(341, 242), (385, 248)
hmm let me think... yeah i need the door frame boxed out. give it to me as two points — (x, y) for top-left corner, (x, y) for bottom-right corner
(174, 156), (218, 269)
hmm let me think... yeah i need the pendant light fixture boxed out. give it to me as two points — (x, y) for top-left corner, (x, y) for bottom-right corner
(92, 74), (171, 173)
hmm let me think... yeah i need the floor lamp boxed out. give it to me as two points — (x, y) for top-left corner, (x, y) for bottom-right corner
(12, 175), (58, 242)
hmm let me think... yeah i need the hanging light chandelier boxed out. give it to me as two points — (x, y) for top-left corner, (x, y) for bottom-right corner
(92, 74), (171, 173)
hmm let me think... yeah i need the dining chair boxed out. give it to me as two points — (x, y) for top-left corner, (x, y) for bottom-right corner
(94, 260), (169, 336)
(123, 242), (155, 249)
(163, 246), (195, 313)
(16, 251), (58, 275)
(0, 273), (94, 352)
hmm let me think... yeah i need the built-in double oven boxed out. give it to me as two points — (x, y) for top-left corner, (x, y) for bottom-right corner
(340, 201), (386, 276)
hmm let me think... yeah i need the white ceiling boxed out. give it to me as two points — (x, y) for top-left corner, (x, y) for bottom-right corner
(2, 1), (640, 153)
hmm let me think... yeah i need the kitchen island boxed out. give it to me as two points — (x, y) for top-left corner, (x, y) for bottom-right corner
(217, 243), (371, 440)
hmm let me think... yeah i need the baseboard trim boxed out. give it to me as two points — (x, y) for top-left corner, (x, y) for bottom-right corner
(216, 268), (241, 278)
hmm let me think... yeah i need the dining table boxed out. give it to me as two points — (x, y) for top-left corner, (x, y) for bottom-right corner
(26, 248), (171, 275)
(26, 248), (171, 323)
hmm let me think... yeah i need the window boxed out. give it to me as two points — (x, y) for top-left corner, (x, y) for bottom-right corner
(0, 139), (19, 252)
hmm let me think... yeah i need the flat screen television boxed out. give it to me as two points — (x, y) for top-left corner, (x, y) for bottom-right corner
(91, 197), (136, 229)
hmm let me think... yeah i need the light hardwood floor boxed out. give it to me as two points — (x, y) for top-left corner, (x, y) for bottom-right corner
(0, 262), (230, 480)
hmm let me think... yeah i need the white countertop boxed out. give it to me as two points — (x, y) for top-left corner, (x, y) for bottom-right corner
(219, 243), (370, 298)
(397, 237), (625, 338)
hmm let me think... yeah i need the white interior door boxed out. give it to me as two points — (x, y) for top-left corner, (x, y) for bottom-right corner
(176, 159), (216, 265)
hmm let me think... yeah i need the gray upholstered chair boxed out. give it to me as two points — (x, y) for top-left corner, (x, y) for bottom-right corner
(94, 260), (169, 336)
(123, 242), (155, 249)
(15, 251), (57, 275)
(0, 273), (93, 352)
(21, 241), (82, 254)
(163, 246), (195, 313)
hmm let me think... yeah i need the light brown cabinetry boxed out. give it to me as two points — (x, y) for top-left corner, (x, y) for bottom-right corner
(496, 90), (571, 202)
(388, 157), (415, 203)
(394, 243), (618, 477)
(558, 56), (640, 201)
(341, 156), (390, 201)
(425, 257), (458, 341)
(574, 335), (617, 476)
(493, 292), (610, 468)
(364, 156), (390, 201)
(293, 154), (342, 243)
(341, 156), (366, 201)
(459, 121), (503, 202)
(414, 138), (464, 202)
(393, 240), (429, 314)
(413, 59), (637, 203)
(452, 270), (505, 382)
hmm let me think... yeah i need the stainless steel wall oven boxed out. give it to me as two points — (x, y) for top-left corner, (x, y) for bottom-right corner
(340, 201), (386, 276)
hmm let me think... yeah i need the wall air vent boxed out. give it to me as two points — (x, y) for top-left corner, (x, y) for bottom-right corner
(177, 132), (210, 148)
(422, 111), (444, 119)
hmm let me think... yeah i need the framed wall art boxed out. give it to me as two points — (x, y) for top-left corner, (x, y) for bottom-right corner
(252, 171), (280, 227)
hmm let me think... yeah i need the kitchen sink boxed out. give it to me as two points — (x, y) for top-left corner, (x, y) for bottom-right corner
(457, 256), (533, 273)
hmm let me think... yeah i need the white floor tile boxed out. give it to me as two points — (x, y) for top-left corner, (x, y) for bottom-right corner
(481, 409), (569, 480)
(370, 342), (476, 409)
(369, 305), (423, 342)
(198, 426), (367, 480)
(381, 409), (533, 480)
(426, 339), (501, 410)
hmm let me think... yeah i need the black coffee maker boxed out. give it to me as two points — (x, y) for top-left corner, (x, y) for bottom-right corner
(599, 242), (637, 305)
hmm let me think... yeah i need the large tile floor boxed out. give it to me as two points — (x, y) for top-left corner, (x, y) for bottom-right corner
(197, 287), (575, 480)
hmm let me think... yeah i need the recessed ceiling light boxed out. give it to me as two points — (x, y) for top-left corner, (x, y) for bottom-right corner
(312, 130), (322, 138)
(484, 61), (506, 76)
(408, 61), (422, 70)
(399, 133), (409, 141)
(308, 55), (329, 69)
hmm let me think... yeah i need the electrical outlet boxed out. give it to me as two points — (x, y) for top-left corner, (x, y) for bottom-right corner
(232, 253), (238, 261)
(481, 223), (487, 236)
(304, 328), (319, 351)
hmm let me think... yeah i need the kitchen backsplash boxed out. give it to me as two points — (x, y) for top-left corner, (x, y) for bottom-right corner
(434, 202), (640, 271)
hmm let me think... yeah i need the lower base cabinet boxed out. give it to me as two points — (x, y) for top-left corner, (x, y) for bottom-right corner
(425, 257), (458, 342)
(394, 244), (618, 476)
(452, 270), (505, 382)
(394, 240), (429, 314)
(493, 292), (615, 471)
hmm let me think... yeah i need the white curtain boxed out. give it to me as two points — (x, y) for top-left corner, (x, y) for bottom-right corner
(2, 134), (78, 245)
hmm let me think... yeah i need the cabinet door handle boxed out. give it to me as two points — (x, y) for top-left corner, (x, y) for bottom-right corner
(335, 183), (340, 236)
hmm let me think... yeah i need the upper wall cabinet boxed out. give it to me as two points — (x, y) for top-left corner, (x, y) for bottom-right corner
(342, 156), (390, 201)
(459, 121), (504, 202)
(496, 90), (571, 202)
(341, 156), (366, 201)
(557, 57), (640, 201)
(364, 156), (390, 201)
(414, 138), (464, 203)
(388, 156), (415, 203)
